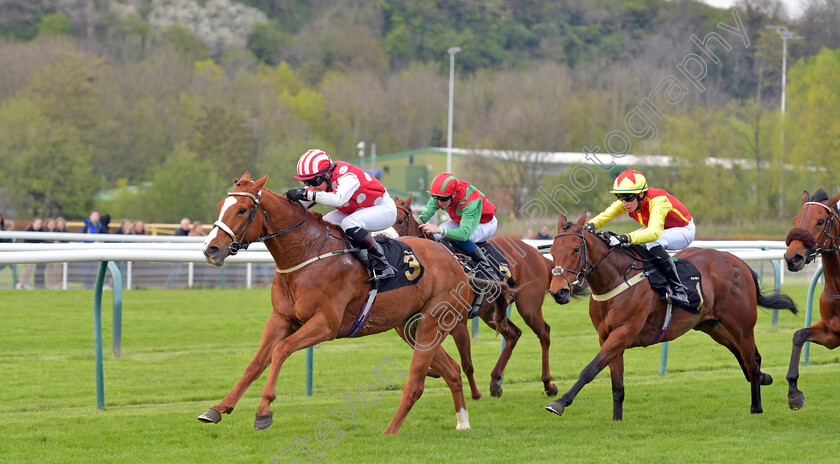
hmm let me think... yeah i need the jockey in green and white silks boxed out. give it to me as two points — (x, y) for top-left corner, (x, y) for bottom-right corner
(418, 172), (500, 280)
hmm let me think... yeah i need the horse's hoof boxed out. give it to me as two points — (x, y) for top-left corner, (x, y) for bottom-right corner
(760, 373), (773, 386)
(198, 408), (222, 424)
(750, 406), (764, 414)
(788, 393), (806, 410)
(470, 391), (482, 400)
(490, 385), (502, 398)
(545, 401), (565, 416)
(254, 412), (273, 430)
(545, 383), (558, 397)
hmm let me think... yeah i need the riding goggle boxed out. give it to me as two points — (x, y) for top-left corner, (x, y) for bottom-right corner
(304, 176), (326, 187)
(431, 194), (453, 202)
(616, 193), (638, 202)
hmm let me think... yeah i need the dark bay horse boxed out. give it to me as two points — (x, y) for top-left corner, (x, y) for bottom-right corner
(784, 188), (840, 410)
(393, 195), (557, 398)
(198, 172), (511, 434)
(545, 213), (797, 419)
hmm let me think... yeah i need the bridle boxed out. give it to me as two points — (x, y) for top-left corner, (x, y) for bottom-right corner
(396, 204), (432, 240)
(212, 190), (308, 255)
(794, 201), (840, 261)
(548, 228), (618, 289)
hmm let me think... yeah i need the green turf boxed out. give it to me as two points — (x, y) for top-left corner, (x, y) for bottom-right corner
(1, 284), (838, 464)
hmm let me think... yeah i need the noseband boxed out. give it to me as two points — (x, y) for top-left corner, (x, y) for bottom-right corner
(213, 191), (307, 255)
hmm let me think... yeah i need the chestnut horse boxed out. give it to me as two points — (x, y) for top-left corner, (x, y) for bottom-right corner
(198, 172), (511, 434)
(784, 188), (840, 410)
(393, 195), (557, 398)
(545, 213), (797, 419)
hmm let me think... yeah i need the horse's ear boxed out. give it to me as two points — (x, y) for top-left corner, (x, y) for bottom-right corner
(576, 212), (587, 227)
(828, 194), (840, 210)
(556, 215), (567, 232)
(801, 190), (810, 205)
(407, 193), (413, 204)
(237, 171), (251, 185)
(393, 195), (401, 202)
(254, 173), (268, 190)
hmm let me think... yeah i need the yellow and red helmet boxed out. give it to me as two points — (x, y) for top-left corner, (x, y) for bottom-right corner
(610, 170), (648, 194)
(295, 149), (334, 181)
(429, 172), (458, 200)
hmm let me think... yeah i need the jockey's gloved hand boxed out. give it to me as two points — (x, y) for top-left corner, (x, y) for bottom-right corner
(583, 223), (595, 234)
(608, 234), (631, 247)
(284, 188), (315, 202)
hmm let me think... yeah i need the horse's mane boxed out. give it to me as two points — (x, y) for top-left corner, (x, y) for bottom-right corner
(259, 186), (334, 228)
(809, 188), (829, 203)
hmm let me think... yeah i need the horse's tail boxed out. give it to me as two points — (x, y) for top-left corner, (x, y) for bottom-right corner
(750, 268), (799, 315)
(467, 276), (514, 335)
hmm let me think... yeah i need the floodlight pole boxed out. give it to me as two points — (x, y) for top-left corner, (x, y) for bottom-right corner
(766, 25), (803, 217)
(446, 47), (461, 174)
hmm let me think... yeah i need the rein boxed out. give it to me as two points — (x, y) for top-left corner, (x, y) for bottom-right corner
(396, 204), (432, 240)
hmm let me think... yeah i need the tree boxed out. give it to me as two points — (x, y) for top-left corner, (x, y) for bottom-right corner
(36, 13), (73, 38)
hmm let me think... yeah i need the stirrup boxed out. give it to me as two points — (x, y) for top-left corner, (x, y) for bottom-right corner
(663, 288), (689, 306)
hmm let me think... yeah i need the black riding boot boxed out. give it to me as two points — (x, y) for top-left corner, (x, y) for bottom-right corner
(650, 245), (689, 307)
(346, 227), (395, 282)
(468, 247), (503, 282)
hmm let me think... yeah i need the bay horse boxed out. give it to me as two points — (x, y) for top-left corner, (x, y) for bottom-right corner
(198, 172), (511, 434)
(545, 213), (797, 420)
(784, 188), (840, 410)
(393, 195), (557, 398)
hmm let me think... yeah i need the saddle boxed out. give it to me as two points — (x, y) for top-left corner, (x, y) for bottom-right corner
(632, 245), (705, 313)
(438, 239), (515, 287)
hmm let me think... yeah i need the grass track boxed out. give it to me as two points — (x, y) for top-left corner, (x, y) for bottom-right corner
(1, 284), (839, 464)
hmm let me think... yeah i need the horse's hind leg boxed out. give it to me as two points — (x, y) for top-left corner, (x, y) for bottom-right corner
(198, 312), (289, 424)
(728, 331), (763, 414)
(695, 321), (772, 385)
(427, 345), (470, 430)
(482, 311), (522, 398)
(446, 322), (482, 400)
(385, 323), (448, 435)
(786, 321), (840, 410)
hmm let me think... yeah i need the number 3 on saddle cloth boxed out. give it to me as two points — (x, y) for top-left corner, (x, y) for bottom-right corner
(634, 246), (706, 314)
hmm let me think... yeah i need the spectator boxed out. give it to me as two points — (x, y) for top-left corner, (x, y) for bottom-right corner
(189, 220), (206, 237)
(18, 217), (45, 289)
(47, 217), (69, 289)
(525, 228), (536, 239)
(81, 210), (102, 289)
(114, 219), (132, 235)
(165, 217), (190, 288)
(536, 225), (552, 240)
(132, 220), (146, 235)
(100, 213), (112, 234)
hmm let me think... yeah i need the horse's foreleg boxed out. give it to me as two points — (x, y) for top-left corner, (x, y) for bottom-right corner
(199, 312), (289, 424)
(255, 312), (337, 430)
(609, 355), (625, 420)
(787, 321), (840, 410)
(546, 326), (635, 418)
(427, 346), (470, 430)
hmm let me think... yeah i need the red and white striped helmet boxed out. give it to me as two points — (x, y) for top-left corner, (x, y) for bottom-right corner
(295, 149), (334, 180)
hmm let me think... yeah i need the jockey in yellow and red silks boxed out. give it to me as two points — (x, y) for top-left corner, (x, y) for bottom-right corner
(284, 149), (397, 281)
(586, 170), (696, 306)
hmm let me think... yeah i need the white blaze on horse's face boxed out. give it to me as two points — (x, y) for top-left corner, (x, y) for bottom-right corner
(203, 196), (238, 254)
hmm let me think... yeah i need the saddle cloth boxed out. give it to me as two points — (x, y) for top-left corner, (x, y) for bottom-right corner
(372, 236), (425, 293)
(635, 246), (705, 313)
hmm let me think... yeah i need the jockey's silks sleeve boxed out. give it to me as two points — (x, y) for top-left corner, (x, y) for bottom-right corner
(441, 199), (481, 242)
(312, 172), (360, 207)
(627, 195), (671, 244)
(418, 197), (439, 223)
(588, 200), (626, 230)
